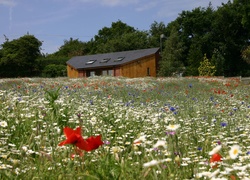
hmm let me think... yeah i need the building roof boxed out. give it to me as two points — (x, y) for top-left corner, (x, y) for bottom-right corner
(66, 47), (160, 69)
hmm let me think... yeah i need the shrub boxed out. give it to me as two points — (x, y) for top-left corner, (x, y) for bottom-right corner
(42, 64), (67, 77)
(198, 54), (216, 76)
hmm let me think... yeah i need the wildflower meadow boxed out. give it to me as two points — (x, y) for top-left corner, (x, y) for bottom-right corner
(0, 76), (249, 179)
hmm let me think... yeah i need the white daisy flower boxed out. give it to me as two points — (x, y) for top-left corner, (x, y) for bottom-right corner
(166, 124), (180, 131)
(229, 145), (241, 159)
(143, 160), (159, 167)
(143, 158), (171, 168)
(209, 145), (222, 155)
(133, 135), (146, 145)
(0, 121), (7, 128)
(153, 140), (167, 149)
(196, 171), (211, 178)
(209, 169), (220, 178)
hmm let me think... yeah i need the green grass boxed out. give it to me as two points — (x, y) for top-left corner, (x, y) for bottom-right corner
(0, 76), (249, 179)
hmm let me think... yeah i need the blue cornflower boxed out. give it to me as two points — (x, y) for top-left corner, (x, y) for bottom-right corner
(170, 107), (175, 112)
(197, 147), (202, 151)
(221, 122), (227, 127)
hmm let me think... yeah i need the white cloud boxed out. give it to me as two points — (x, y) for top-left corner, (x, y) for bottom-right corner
(64, 0), (139, 7)
(0, 0), (16, 7)
(100, 0), (139, 7)
(135, 1), (158, 12)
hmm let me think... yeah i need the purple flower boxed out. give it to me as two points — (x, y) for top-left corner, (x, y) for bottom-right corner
(89, 100), (94, 105)
(153, 148), (159, 151)
(77, 113), (81, 118)
(221, 122), (227, 127)
(166, 131), (176, 135)
(161, 165), (167, 169)
(103, 140), (110, 145)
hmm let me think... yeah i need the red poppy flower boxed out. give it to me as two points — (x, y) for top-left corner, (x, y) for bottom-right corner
(59, 126), (87, 150)
(210, 153), (222, 168)
(59, 126), (103, 152)
(84, 135), (104, 152)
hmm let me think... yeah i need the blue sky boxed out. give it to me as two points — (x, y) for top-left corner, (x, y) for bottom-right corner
(0, 0), (229, 54)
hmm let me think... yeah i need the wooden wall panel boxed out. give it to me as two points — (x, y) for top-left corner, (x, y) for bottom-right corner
(121, 54), (157, 78)
(67, 65), (79, 78)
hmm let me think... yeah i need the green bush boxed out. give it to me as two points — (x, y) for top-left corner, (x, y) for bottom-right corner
(198, 54), (216, 76)
(42, 64), (67, 77)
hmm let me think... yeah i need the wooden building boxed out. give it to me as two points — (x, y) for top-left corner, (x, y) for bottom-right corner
(66, 47), (160, 78)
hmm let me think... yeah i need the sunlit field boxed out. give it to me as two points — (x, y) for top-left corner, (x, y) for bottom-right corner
(0, 76), (249, 179)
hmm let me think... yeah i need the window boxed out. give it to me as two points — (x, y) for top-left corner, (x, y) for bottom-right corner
(86, 60), (96, 65)
(90, 71), (95, 76)
(147, 67), (150, 76)
(114, 57), (125, 62)
(102, 70), (108, 76)
(101, 69), (113, 76)
(108, 70), (113, 76)
(100, 58), (110, 63)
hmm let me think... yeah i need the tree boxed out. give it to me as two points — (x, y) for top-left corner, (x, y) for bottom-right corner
(211, 48), (225, 76)
(186, 42), (203, 76)
(0, 34), (42, 77)
(89, 20), (150, 54)
(211, 1), (249, 76)
(96, 31), (149, 53)
(148, 21), (167, 48)
(177, 6), (215, 75)
(158, 27), (185, 77)
(234, 0), (250, 29)
(53, 38), (86, 57)
(165, 1), (250, 76)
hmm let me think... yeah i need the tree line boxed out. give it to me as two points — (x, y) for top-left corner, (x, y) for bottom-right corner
(0, 0), (249, 78)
